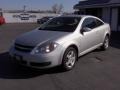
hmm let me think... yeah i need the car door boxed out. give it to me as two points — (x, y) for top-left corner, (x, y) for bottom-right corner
(95, 19), (105, 44)
(78, 17), (99, 53)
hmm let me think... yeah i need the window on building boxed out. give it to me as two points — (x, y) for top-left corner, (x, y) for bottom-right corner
(85, 8), (102, 19)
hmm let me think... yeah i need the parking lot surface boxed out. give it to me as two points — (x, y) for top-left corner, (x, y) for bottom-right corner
(0, 24), (120, 90)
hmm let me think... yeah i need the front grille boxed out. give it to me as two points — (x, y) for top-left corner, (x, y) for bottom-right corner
(15, 43), (34, 52)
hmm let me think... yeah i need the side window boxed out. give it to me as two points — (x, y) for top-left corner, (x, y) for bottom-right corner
(82, 18), (104, 32)
(95, 19), (104, 27)
(82, 18), (97, 29)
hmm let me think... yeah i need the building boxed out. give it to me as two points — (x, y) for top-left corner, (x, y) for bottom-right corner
(74, 0), (120, 31)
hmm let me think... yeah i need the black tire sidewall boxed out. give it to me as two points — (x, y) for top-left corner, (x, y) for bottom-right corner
(101, 36), (109, 50)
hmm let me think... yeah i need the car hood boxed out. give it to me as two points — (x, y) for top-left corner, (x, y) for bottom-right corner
(15, 29), (70, 46)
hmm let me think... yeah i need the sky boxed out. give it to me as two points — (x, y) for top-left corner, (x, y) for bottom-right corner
(0, 0), (80, 12)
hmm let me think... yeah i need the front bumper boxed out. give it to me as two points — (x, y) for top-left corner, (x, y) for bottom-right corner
(9, 46), (64, 69)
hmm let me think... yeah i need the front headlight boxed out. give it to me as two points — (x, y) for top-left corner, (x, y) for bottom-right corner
(34, 42), (59, 54)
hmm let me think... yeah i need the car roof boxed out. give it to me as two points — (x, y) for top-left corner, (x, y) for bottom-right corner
(60, 14), (94, 18)
(59, 14), (103, 22)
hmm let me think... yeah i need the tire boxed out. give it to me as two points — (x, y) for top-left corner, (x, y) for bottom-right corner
(61, 47), (77, 71)
(100, 35), (109, 50)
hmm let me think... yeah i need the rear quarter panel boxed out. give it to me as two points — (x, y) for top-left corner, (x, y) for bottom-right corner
(102, 23), (111, 42)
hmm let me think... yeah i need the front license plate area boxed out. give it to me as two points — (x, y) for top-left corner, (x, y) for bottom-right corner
(13, 54), (27, 65)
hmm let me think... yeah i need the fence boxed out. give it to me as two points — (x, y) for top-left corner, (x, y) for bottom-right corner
(3, 12), (59, 23)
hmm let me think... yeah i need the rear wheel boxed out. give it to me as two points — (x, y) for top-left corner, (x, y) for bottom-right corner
(101, 35), (109, 50)
(61, 47), (77, 71)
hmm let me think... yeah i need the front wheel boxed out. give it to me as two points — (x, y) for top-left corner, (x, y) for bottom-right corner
(100, 35), (109, 50)
(61, 47), (77, 71)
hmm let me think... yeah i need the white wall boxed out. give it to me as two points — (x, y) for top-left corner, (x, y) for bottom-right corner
(3, 12), (59, 23)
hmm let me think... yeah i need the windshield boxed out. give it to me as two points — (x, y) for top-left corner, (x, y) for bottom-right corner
(39, 17), (81, 32)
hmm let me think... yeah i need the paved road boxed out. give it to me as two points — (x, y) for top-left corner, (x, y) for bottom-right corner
(0, 24), (120, 90)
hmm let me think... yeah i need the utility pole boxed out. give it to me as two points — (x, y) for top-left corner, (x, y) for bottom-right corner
(23, 5), (26, 12)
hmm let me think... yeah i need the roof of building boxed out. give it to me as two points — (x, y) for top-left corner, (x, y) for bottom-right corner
(110, 0), (120, 3)
(74, 0), (120, 9)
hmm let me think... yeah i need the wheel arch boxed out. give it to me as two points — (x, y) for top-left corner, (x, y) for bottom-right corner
(67, 44), (79, 57)
(59, 43), (79, 65)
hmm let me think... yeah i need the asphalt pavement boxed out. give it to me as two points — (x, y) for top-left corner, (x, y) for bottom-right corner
(0, 24), (120, 90)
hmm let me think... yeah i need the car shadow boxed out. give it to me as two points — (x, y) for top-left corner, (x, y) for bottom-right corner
(0, 52), (65, 79)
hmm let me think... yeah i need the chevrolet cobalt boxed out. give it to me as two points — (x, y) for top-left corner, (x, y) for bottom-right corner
(9, 15), (111, 70)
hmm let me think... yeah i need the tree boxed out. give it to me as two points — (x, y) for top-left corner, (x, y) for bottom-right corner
(52, 4), (64, 14)
(57, 4), (64, 14)
(52, 4), (58, 13)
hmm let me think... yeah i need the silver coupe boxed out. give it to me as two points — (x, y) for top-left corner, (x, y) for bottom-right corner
(9, 15), (111, 70)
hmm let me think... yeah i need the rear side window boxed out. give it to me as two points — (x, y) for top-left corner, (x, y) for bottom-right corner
(82, 18), (104, 29)
(95, 19), (104, 27)
(82, 18), (97, 29)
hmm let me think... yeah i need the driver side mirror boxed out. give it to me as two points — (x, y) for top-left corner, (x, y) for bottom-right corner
(81, 27), (92, 34)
